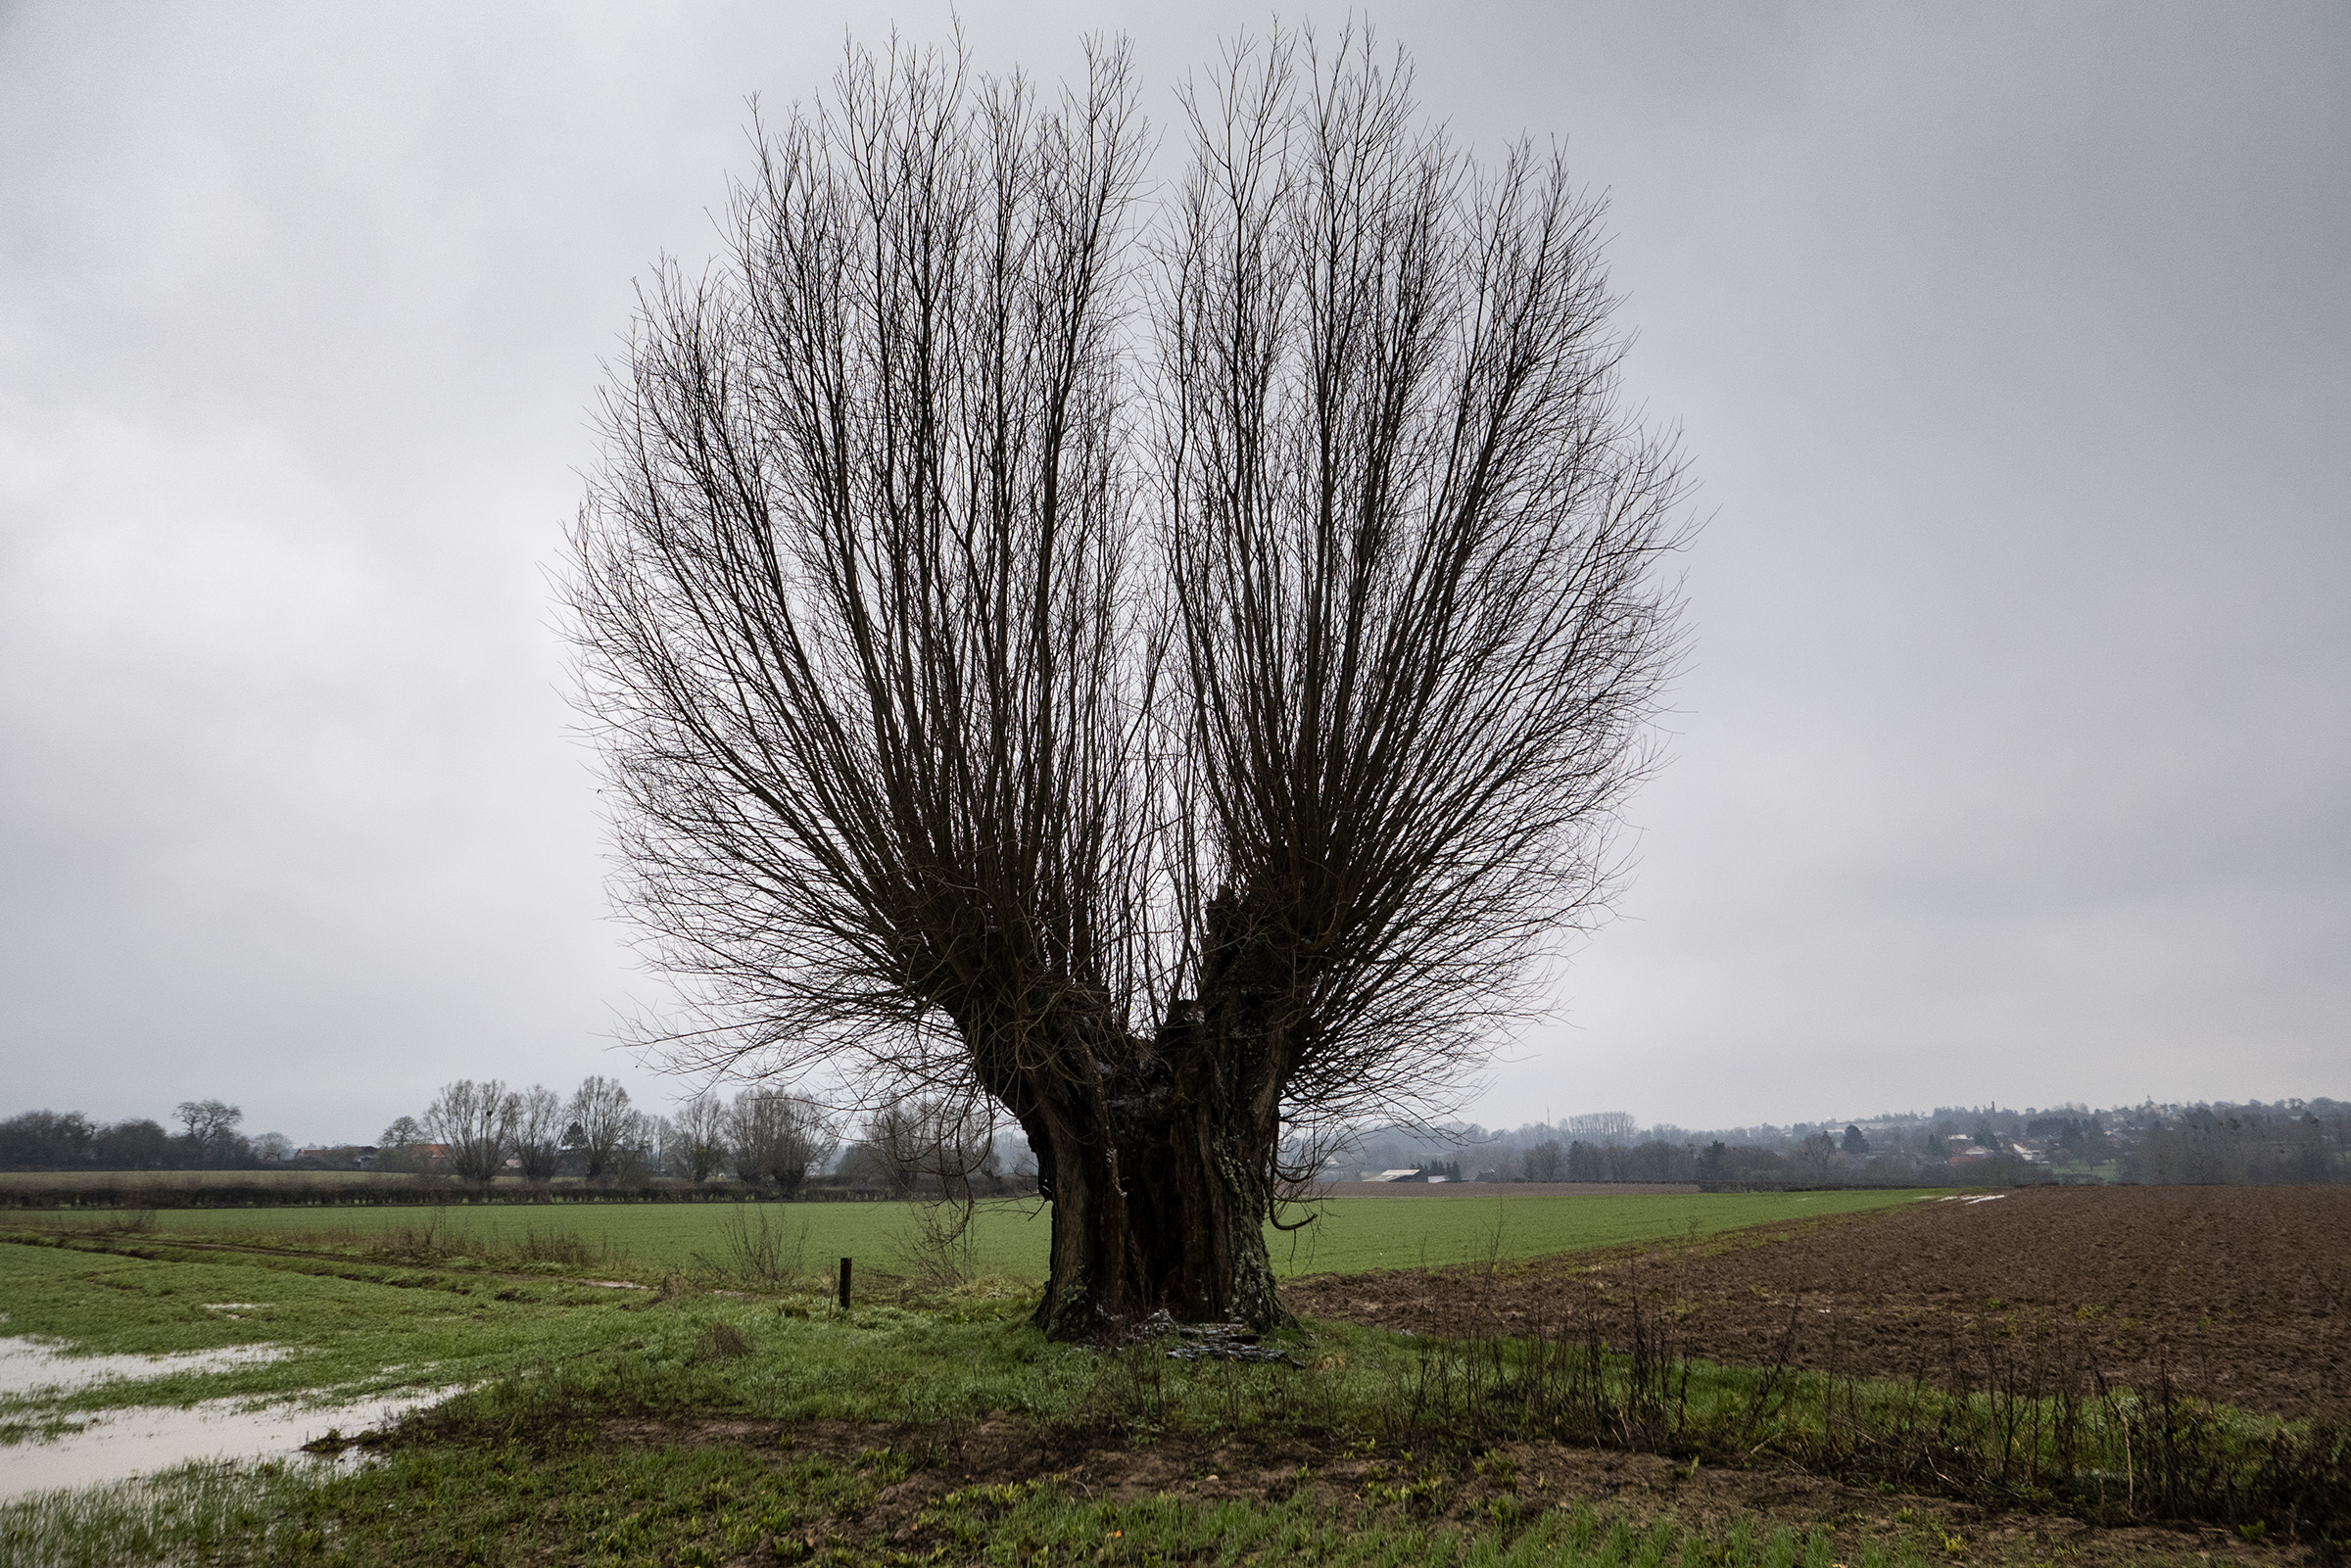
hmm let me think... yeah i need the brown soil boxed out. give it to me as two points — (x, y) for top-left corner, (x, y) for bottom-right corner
(1285, 1185), (2351, 1420)
(576, 1416), (2320, 1568)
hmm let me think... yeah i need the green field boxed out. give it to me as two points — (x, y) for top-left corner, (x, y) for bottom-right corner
(0, 1202), (1957, 1568)
(7, 1186), (2326, 1568)
(66, 1188), (1929, 1284)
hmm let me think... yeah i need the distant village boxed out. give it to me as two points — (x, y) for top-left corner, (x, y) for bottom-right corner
(1325, 1098), (2350, 1189)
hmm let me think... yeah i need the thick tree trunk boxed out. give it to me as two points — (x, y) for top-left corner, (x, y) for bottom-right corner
(1007, 993), (1288, 1340)
(957, 890), (1298, 1341)
(1024, 1089), (1284, 1336)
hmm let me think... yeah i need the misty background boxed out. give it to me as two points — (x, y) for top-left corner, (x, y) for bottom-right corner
(2, 2), (2344, 1145)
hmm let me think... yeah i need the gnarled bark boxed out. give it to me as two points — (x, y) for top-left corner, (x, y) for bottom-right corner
(1013, 1009), (1287, 1335)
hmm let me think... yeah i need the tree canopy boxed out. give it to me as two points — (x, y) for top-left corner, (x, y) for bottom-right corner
(568, 27), (1687, 1334)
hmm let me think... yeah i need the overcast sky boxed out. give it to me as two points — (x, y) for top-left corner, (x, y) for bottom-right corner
(2, 2), (2344, 1145)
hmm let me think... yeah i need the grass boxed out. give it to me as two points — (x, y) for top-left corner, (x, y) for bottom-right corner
(2, 1447), (1937, 1568)
(1266, 1189), (1923, 1277)
(22, 1188), (1932, 1284)
(0, 1214), (1959, 1567)
(0, 1234), (680, 1431)
(5, 1191), (2327, 1566)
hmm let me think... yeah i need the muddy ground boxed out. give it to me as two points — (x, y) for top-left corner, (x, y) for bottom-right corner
(1285, 1185), (2351, 1419)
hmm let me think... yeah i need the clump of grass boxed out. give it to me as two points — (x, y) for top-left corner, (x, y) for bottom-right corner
(194, 1212), (618, 1276)
(891, 1194), (981, 1287)
(501, 1224), (605, 1268)
(697, 1321), (754, 1359)
(694, 1204), (807, 1288)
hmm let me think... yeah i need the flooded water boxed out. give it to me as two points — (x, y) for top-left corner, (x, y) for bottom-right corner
(0, 1337), (286, 1398)
(0, 1387), (451, 1501)
(0, 1336), (452, 1501)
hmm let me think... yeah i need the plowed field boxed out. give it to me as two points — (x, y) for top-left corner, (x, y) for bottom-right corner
(1286, 1185), (2351, 1419)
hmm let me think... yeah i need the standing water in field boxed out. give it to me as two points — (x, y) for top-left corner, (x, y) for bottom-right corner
(0, 1337), (286, 1398)
(0, 1336), (448, 1502)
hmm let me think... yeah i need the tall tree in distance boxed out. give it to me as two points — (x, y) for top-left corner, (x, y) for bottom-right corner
(566, 1075), (645, 1182)
(510, 1084), (567, 1181)
(569, 27), (1687, 1336)
(726, 1092), (836, 1197)
(669, 1092), (733, 1184)
(174, 1099), (249, 1168)
(424, 1080), (517, 1184)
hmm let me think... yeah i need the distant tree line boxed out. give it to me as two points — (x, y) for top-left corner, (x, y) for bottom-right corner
(359, 1075), (703, 1186)
(2120, 1106), (2344, 1184)
(1326, 1097), (2349, 1189)
(0, 1077), (1039, 1200)
(0, 1100), (288, 1171)
(19, 1088), (2334, 1190)
(372, 1079), (1032, 1199)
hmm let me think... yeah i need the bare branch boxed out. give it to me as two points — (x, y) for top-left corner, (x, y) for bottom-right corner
(566, 26), (1687, 1333)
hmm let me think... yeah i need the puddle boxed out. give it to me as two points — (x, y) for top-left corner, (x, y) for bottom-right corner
(0, 1387), (454, 1502)
(0, 1337), (286, 1398)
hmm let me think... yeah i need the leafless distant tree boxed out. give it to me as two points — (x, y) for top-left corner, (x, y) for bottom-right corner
(173, 1099), (248, 1167)
(1791, 1129), (1841, 1186)
(1566, 1112), (1638, 1143)
(565, 1075), (643, 1182)
(1521, 1140), (1566, 1184)
(374, 1115), (429, 1174)
(569, 28), (1686, 1335)
(863, 1094), (994, 1203)
(669, 1092), (733, 1183)
(855, 1106), (924, 1202)
(510, 1084), (566, 1181)
(425, 1079), (517, 1184)
(726, 1091), (836, 1197)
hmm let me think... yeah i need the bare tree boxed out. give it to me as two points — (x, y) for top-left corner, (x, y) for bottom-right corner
(174, 1099), (248, 1167)
(374, 1115), (429, 1174)
(424, 1079), (517, 1184)
(510, 1084), (566, 1181)
(669, 1092), (733, 1183)
(569, 28), (1685, 1335)
(864, 1093), (994, 1202)
(726, 1091), (835, 1197)
(1791, 1129), (1841, 1186)
(1521, 1140), (1566, 1183)
(565, 1075), (643, 1182)
(1566, 1113), (1638, 1143)
(857, 1105), (925, 1202)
